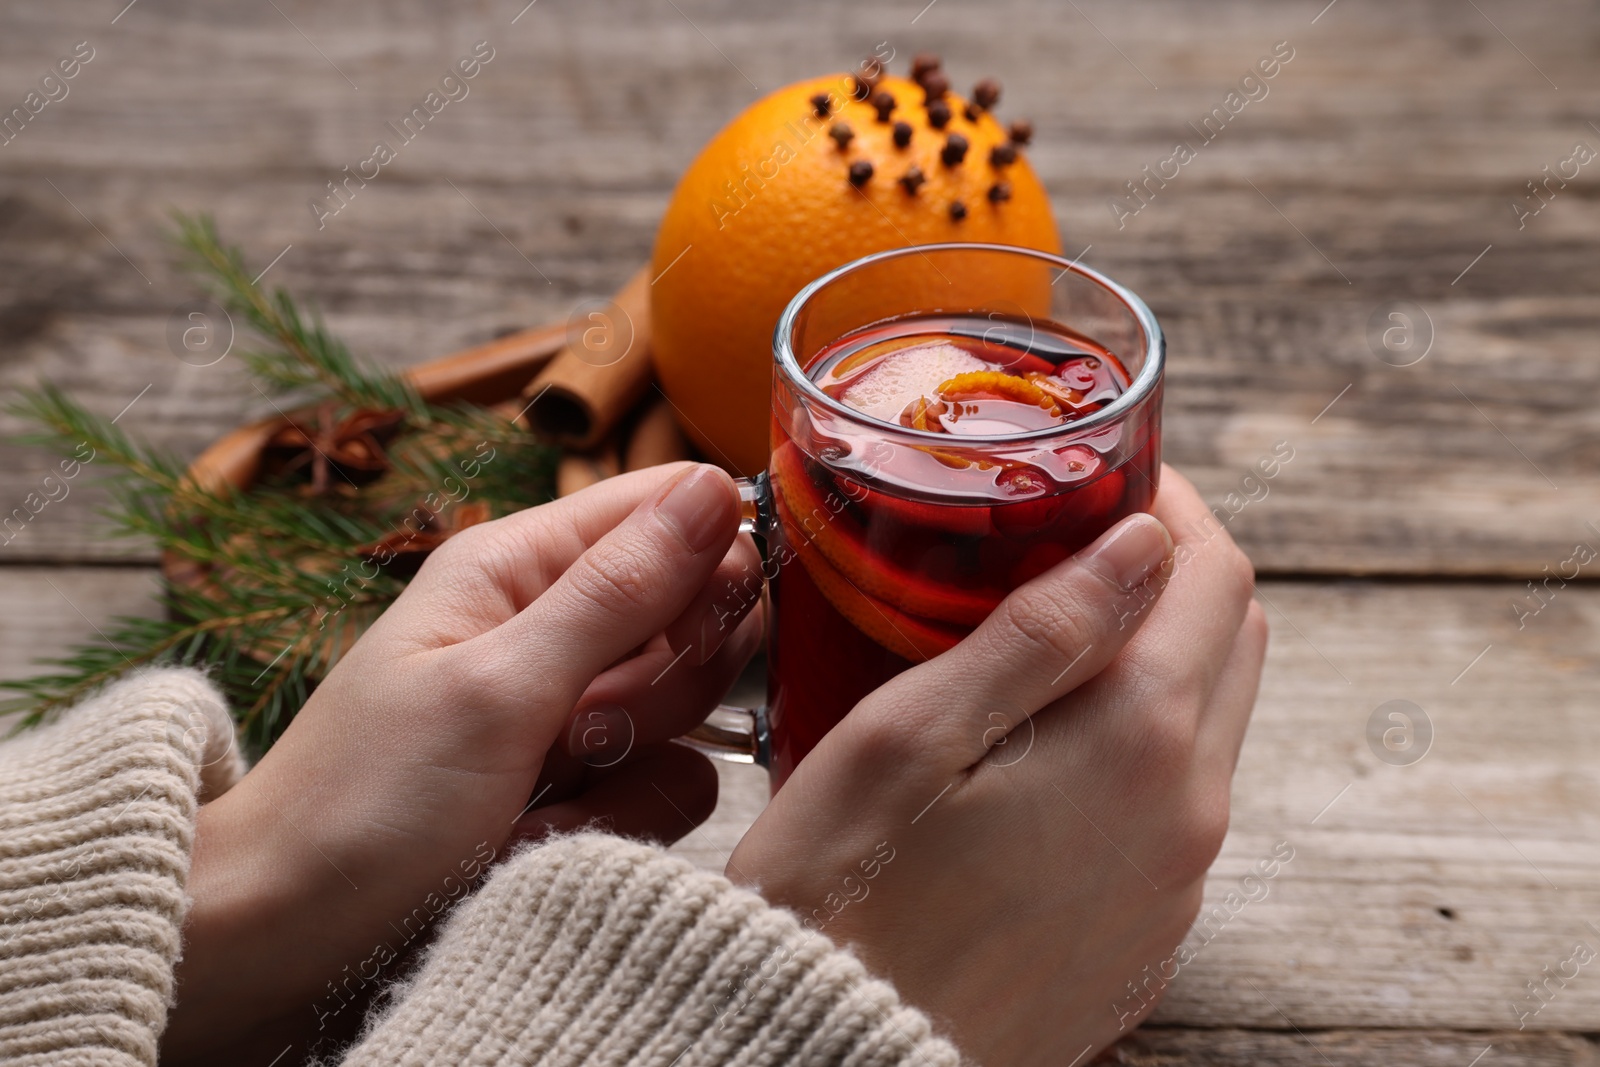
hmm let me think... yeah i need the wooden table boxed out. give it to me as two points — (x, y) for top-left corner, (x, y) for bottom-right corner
(3, 0), (1597, 1062)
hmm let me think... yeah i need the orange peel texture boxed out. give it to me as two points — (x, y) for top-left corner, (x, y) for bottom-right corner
(650, 58), (1062, 475)
(772, 442), (1001, 630)
(773, 473), (964, 662)
(936, 370), (1063, 414)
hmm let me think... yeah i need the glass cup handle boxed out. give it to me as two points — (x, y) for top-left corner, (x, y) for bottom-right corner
(683, 704), (771, 767)
(735, 471), (772, 536)
(681, 473), (774, 767)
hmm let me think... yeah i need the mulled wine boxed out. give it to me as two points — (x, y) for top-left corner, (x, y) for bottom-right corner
(766, 312), (1159, 783)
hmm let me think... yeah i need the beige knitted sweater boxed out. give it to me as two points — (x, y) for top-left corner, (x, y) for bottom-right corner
(0, 670), (960, 1066)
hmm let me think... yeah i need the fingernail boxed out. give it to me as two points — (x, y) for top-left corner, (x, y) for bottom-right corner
(569, 703), (634, 758)
(657, 466), (733, 554)
(1083, 513), (1172, 590)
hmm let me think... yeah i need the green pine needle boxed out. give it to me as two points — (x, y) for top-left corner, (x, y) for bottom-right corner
(2, 213), (559, 754)
(172, 213), (424, 416)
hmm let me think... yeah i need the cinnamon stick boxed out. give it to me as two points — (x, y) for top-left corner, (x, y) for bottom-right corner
(410, 322), (567, 406)
(525, 266), (653, 451)
(623, 398), (694, 471)
(557, 446), (623, 498)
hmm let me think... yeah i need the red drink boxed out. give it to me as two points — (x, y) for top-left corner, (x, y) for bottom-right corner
(766, 313), (1160, 783)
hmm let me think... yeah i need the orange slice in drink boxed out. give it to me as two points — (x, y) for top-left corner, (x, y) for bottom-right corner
(772, 442), (1002, 626)
(773, 480), (963, 662)
(844, 480), (993, 538)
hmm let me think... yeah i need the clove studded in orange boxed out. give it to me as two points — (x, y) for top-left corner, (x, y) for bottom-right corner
(650, 53), (1062, 474)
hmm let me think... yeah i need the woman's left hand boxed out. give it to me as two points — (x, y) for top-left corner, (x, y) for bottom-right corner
(164, 462), (761, 1060)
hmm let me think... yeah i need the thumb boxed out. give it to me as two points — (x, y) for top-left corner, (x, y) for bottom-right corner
(850, 512), (1174, 773)
(473, 463), (741, 709)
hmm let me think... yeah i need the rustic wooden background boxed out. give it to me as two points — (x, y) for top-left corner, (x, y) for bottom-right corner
(2, 0), (1597, 1062)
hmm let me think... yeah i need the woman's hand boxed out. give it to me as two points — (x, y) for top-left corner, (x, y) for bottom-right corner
(166, 463), (762, 1061)
(727, 466), (1266, 1067)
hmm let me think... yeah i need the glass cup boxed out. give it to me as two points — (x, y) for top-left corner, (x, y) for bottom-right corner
(686, 242), (1165, 790)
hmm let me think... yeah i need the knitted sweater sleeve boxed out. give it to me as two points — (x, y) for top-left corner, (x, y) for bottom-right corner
(340, 834), (961, 1067)
(0, 670), (962, 1067)
(0, 669), (245, 1067)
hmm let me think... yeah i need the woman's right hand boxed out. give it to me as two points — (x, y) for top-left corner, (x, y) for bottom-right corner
(728, 466), (1267, 1066)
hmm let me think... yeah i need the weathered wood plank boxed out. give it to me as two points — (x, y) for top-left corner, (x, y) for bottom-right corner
(3, 0), (1597, 1058)
(0, 567), (161, 681)
(3, 570), (1597, 1032)
(0, 566), (161, 732)
(1111, 1028), (1598, 1066)
(673, 579), (1600, 1033)
(2, 0), (1599, 572)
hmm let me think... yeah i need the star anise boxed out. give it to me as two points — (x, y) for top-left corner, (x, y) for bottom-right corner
(265, 402), (405, 495)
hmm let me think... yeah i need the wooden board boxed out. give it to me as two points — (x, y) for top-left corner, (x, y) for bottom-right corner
(2, 0), (1598, 574)
(3, 0), (1597, 1060)
(10, 570), (1591, 1037)
(1114, 1028), (1598, 1066)
(673, 579), (1600, 1034)
(0, 567), (160, 680)
(0, 567), (162, 734)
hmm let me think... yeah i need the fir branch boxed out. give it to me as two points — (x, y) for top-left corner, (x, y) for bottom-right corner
(8, 383), (401, 571)
(0, 604), (296, 736)
(4, 217), (560, 754)
(171, 213), (423, 416)
(10, 382), (186, 506)
(387, 402), (559, 517)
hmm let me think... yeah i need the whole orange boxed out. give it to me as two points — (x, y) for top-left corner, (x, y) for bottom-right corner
(650, 64), (1062, 475)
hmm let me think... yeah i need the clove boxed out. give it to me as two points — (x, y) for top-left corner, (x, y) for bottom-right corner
(973, 78), (1002, 111)
(1008, 119), (1033, 145)
(899, 165), (927, 194)
(872, 90), (896, 123)
(893, 120), (913, 147)
(989, 142), (1017, 167)
(848, 160), (874, 186)
(809, 92), (833, 118)
(911, 52), (942, 85)
(927, 99), (952, 129)
(940, 132), (969, 166)
(987, 181), (1012, 203)
(949, 200), (968, 221)
(829, 122), (856, 150)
